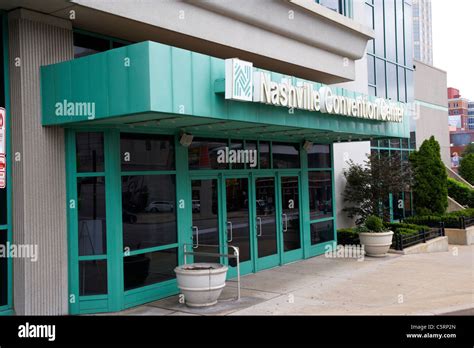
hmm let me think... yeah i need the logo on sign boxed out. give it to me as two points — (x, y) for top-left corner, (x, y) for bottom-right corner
(225, 59), (253, 102)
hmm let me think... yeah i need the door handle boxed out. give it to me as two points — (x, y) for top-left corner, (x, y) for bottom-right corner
(257, 217), (262, 237)
(192, 226), (199, 248)
(227, 221), (233, 242)
(282, 213), (288, 232)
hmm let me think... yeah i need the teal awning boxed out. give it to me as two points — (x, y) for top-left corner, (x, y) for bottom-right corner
(40, 41), (409, 142)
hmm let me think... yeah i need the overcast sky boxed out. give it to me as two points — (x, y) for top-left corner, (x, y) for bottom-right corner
(432, 0), (473, 100)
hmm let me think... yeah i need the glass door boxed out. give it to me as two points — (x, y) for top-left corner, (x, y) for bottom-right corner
(254, 177), (279, 271)
(279, 175), (302, 262)
(190, 178), (221, 264)
(224, 177), (253, 276)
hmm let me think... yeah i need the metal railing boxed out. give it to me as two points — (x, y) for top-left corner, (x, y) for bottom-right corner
(392, 224), (445, 251)
(460, 216), (474, 229)
(183, 243), (241, 301)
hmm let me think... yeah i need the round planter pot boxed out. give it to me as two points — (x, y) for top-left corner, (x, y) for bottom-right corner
(174, 263), (228, 307)
(359, 231), (394, 257)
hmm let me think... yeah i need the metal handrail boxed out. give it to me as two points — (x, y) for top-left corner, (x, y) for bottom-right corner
(183, 243), (241, 301)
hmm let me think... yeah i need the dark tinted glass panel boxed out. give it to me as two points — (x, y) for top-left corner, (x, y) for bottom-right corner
(281, 177), (301, 252)
(77, 177), (106, 256)
(308, 171), (333, 220)
(124, 248), (177, 291)
(230, 140), (244, 169)
(255, 177), (277, 258)
(404, 191), (413, 217)
(0, 232), (7, 306)
(245, 141), (258, 169)
(0, 186), (6, 225)
(76, 132), (104, 173)
(121, 133), (175, 171)
(259, 141), (271, 169)
(379, 139), (389, 148)
(401, 138), (409, 149)
(226, 178), (250, 266)
(308, 144), (331, 169)
(73, 32), (109, 58)
(192, 179), (219, 263)
(371, 139), (379, 148)
(392, 193), (403, 221)
(112, 41), (128, 48)
(79, 260), (107, 296)
(122, 175), (176, 251)
(188, 138), (228, 170)
(310, 220), (334, 245)
(390, 139), (401, 148)
(273, 143), (300, 169)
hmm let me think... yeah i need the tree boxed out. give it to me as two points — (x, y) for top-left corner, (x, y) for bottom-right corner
(458, 153), (474, 185)
(343, 151), (412, 224)
(462, 143), (474, 156)
(409, 136), (448, 215)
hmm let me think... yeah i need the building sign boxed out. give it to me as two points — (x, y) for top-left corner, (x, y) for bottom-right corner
(0, 108), (6, 189)
(225, 58), (404, 123)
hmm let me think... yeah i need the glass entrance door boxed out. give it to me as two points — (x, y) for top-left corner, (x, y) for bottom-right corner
(225, 177), (253, 276)
(254, 177), (279, 270)
(191, 179), (221, 264)
(279, 176), (302, 261)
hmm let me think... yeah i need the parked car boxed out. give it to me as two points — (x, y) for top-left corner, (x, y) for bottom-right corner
(145, 201), (174, 213)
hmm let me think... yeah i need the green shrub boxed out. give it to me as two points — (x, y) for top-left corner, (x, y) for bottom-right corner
(337, 229), (360, 245)
(447, 178), (474, 207)
(365, 215), (384, 232)
(459, 153), (474, 185)
(395, 228), (420, 237)
(385, 222), (430, 234)
(410, 137), (448, 215)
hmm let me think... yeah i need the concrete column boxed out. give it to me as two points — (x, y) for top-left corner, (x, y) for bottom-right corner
(8, 9), (72, 315)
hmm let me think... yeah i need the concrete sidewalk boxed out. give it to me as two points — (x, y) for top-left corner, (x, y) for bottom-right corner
(120, 245), (474, 316)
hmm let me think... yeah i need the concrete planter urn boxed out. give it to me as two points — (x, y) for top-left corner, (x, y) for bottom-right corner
(359, 231), (394, 257)
(174, 263), (228, 307)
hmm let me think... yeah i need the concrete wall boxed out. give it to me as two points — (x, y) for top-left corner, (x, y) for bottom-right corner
(414, 60), (450, 166)
(8, 9), (72, 315)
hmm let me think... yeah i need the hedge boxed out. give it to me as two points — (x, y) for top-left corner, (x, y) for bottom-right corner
(447, 178), (474, 207)
(403, 209), (474, 228)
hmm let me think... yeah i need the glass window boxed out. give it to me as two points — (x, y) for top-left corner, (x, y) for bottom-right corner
(73, 32), (109, 58)
(230, 140), (244, 169)
(77, 177), (107, 256)
(376, 58), (386, 98)
(401, 138), (409, 149)
(188, 138), (228, 170)
(272, 142), (300, 169)
(79, 260), (108, 296)
(121, 133), (175, 171)
(76, 132), (104, 173)
(245, 141), (258, 169)
(367, 55), (376, 86)
(310, 220), (334, 245)
(318, 0), (340, 13)
(390, 139), (401, 148)
(384, 0), (396, 62)
(374, 0), (385, 57)
(122, 175), (177, 251)
(386, 63), (398, 101)
(398, 68), (406, 103)
(308, 171), (333, 220)
(124, 248), (177, 291)
(379, 139), (389, 148)
(406, 70), (414, 103)
(371, 139), (379, 148)
(259, 141), (271, 169)
(308, 144), (331, 169)
(396, 0), (405, 64)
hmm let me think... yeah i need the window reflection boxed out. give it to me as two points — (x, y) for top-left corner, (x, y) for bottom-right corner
(272, 143), (300, 169)
(121, 133), (175, 171)
(308, 171), (333, 220)
(310, 221), (334, 245)
(122, 175), (177, 251)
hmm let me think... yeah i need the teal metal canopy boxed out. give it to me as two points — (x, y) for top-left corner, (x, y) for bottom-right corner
(41, 41), (409, 142)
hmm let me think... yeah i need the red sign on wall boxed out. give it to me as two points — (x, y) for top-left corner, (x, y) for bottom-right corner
(0, 108), (6, 189)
